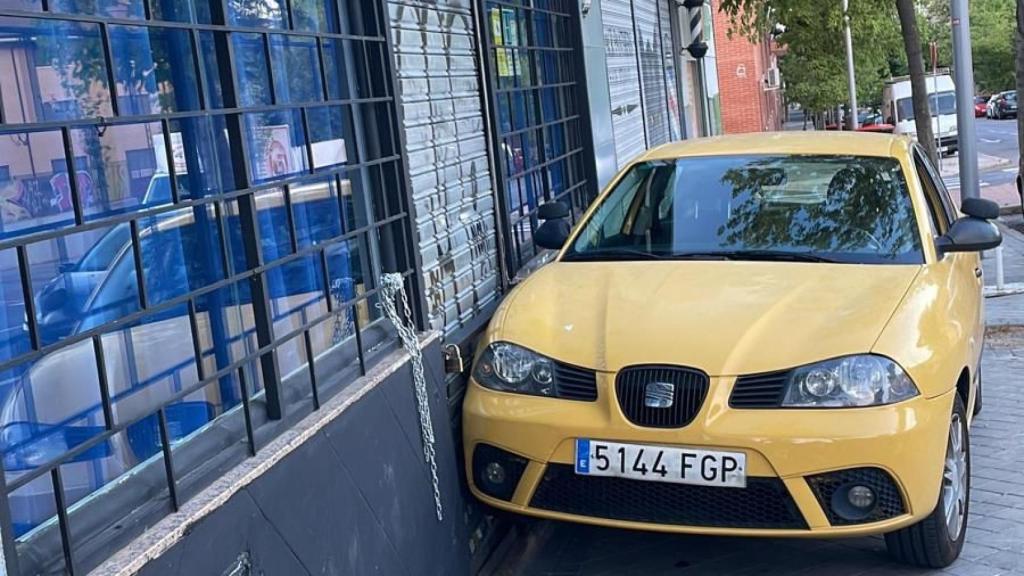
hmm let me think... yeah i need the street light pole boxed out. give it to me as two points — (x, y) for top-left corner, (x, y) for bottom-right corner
(951, 0), (979, 200)
(843, 0), (859, 130)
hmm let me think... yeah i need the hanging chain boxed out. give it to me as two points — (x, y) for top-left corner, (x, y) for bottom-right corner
(377, 273), (443, 522)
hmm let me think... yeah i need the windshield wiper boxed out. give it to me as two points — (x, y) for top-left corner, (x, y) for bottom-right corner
(678, 250), (840, 263)
(561, 248), (669, 262)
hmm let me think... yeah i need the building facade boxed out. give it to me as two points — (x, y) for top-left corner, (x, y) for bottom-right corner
(0, 1), (720, 574)
(711, 4), (782, 134)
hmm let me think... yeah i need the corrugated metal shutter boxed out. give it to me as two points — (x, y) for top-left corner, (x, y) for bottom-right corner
(388, 0), (499, 336)
(602, 0), (646, 168)
(634, 0), (670, 147)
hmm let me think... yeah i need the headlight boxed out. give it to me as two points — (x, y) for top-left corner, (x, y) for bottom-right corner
(781, 355), (918, 408)
(473, 342), (556, 397)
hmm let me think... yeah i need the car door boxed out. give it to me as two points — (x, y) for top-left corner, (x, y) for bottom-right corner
(912, 147), (985, 394)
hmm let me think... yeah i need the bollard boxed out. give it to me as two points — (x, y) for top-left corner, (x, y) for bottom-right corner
(995, 245), (1005, 291)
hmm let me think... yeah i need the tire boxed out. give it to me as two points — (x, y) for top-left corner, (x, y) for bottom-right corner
(885, 395), (969, 568)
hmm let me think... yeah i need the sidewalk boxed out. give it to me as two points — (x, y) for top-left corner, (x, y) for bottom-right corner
(983, 214), (1024, 297)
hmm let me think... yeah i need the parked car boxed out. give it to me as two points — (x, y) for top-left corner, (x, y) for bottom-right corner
(856, 112), (894, 133)
(974, 96), (988, 118)
(990, 91), (1017, 119)
(464, 132), (1001, 569)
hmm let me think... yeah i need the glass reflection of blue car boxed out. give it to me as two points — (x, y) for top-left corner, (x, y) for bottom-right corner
(2, 177), (360, 536)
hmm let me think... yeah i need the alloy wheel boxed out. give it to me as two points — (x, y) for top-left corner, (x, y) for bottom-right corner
(942, 413), (968, 540)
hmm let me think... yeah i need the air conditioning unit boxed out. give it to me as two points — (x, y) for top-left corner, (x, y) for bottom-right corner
(765, 67), (781, 90)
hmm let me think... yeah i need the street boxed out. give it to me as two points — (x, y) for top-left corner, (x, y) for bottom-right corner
(964, 118), (1018, 190)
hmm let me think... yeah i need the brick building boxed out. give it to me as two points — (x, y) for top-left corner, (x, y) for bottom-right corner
(711, 6), (784, 133)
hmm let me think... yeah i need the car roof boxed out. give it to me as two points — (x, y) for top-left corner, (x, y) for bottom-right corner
(638, 132), (909, 161)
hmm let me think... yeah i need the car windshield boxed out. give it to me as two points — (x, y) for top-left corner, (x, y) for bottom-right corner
(564, 155), (924, 265)
(1006, 92), (1017, 103)
(896, 91), (956, 122)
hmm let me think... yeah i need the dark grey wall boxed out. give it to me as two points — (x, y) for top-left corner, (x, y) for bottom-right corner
(135, 341), (470, 576)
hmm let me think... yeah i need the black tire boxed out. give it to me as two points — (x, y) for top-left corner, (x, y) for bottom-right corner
(885, 395), (970, 568)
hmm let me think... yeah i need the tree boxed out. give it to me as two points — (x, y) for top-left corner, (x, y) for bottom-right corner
(895, 0), (937, 164)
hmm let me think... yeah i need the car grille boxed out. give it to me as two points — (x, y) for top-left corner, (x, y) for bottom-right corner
(615, 366), (708, 428)
(555, 362), (598, 401)
(729, 370), (790, 408)
(806, 467), (906, 526)
(530, 464), (808, 529)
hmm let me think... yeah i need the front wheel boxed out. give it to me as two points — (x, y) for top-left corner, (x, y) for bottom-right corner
(885, 395), (969, 568)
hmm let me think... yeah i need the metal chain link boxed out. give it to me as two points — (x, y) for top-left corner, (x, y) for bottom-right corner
(378, 273), (443, 522)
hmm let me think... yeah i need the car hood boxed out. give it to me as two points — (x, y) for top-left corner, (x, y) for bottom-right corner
(489, 261), (920, 376)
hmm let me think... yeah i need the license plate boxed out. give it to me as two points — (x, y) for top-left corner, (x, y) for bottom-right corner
(575, 439), (746, 488)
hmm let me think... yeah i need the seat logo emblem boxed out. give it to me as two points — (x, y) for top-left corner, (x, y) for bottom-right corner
(644, 381), (675, 408)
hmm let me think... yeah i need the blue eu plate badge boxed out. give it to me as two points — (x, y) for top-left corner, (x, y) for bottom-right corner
(575, 439), (590, 473)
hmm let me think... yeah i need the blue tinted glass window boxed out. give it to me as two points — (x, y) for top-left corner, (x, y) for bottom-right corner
(151, 0), (213, 23)
(269, 34), (323, 104)
(138, 206), (226, 306)
(321, 38), (353, 100)
(71, 122), (171, 222)
(265, 254), (324, 337)
(228, 0), (285, 29)
(307, 106), (355, 170)
(168, 115), (237, 199)
(77, 247), (141, 334)
(0, 130), (76, 238)
(109, 25), (200, 115)
(0, 17), (113, 122)
(0, 249), (30, 363)
(243, 109), (308, 184)
(253, 188), (293, 263)
(50, 0), (143, 18)
(233, 33), (272, 107)
(291, 0), (337, 33)
(290, 178), (341, 247)
(198, 31), (226, 109)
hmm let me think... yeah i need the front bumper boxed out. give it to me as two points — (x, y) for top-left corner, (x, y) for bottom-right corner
(463, 376), (955, 537)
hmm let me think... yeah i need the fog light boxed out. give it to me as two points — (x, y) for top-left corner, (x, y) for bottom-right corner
(848, 485), (876, 509)
(484, 462), (506, 485)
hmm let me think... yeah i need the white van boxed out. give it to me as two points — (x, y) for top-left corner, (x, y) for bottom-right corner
(883, 74), (958, 155)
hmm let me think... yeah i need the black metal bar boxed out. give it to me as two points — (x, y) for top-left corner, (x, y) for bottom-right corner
(160, 118), (181, 205)
(300, 107), (316, 174)
(142, 0), (152, 21)
(500, 113), (581, 139)
(283, 184), (299, 254)
(0, 472), (21, 574)
(493, 80), (576, 95)
(93, 334), (115, 430)
(187, 299), (206, 381)
(157, 408), (180, 510)
(304, 329), (320, 409)
(190, 29), (208, 111)
(61, 126), (85, 226)
(100, 23), (121, 117)
(351, 302), (366, 376)
(129, 219), (150, 309)
(316, 36), (330, 101)
(236, 366), (257, 456)
(52, 468), (76, 575)
(263, 32), (278, 105)
(628, 0), (650, 148)
(319, 246), (333, 312)
(16, 245), (40, 351)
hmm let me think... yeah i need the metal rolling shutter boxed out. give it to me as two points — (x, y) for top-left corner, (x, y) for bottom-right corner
(634, 0), (671, 147)
(388, 0), (500, 335)
(660, 0), (682, 141)
(602, 0), (647, 168)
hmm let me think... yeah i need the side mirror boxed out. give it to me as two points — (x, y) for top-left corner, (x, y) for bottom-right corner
(936, 217), (1002, 254)
(960, 197), (999, 220)
(535, 219), (570, 250)
(537, 201), (570, 221)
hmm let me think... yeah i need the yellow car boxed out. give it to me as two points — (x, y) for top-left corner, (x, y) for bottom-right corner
(463, 133), (1003, 568)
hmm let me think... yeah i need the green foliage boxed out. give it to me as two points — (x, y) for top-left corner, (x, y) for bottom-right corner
(913, 0), (1014, 93)
(717, 0), (903, 114)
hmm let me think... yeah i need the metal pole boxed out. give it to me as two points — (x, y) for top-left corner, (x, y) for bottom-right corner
(951, 0), (979, 200)
(843, 0), (859, 130)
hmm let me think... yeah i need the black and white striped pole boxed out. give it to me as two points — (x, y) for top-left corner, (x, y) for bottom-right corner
(682, 0), (708, 59)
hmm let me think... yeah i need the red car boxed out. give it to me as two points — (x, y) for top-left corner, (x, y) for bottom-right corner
(975, 96), (988, 117)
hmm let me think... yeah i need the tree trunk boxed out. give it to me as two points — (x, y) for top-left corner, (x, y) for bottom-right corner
(1017, 0), (1024, 199)
(896, 0), (938, 165)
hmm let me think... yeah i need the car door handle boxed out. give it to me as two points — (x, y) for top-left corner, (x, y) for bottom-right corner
(975, 267), (983, 278)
